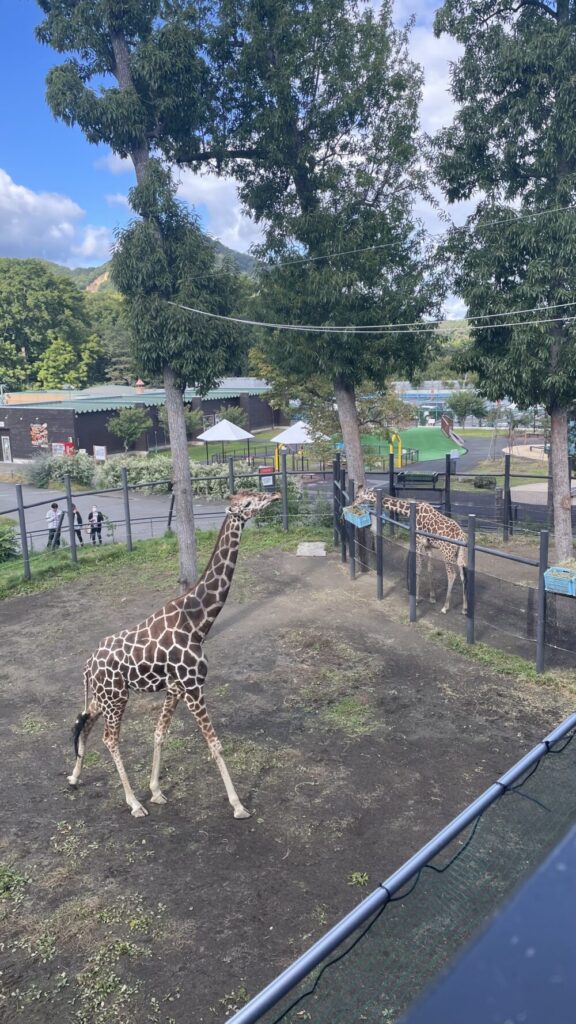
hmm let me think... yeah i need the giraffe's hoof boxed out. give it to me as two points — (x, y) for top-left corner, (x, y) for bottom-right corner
(429, 596), (436, 604)
(67, 776), (79, 787)
(441, 607), (448, 614)
(234, 806), (251, 819)
(130, 804), (148, 818)
(150, 792), (167, 805)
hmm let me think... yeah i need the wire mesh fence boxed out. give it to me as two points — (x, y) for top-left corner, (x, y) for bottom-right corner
(231, 716), (576, 1024)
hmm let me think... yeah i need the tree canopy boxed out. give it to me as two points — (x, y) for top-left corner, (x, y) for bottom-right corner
(434, 0), (576, 557)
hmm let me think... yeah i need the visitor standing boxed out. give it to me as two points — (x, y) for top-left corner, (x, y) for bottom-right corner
(46, 502), (62, 550)
(71, 503), (84, 547)
(88, 505), (104, 545)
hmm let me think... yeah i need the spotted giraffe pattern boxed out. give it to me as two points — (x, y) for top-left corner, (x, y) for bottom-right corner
(357, 488), (468, 614)
(68, 490), (281, 818)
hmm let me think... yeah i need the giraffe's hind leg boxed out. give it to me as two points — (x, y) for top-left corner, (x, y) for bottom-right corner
(182, 677), (250, 820)
(441, 563), (457, 614)
(102, 697), (148, 818)
(149, 690), (180, 804)
(68, 699), (101, 786)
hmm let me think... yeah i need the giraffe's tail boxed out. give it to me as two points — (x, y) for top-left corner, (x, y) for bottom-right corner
(72, 712), (91, 757)
(72, 668), (92, 756)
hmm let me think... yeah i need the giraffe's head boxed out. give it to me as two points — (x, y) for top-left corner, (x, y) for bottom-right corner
(355, 485), (377, 506)
(226, 490), (281, 520)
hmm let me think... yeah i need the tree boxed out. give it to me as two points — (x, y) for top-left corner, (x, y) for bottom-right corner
(36, 1), (245, 587)
(446, 391), (487, 425)
(0, 257), (93, 383)
(207, 0), (444, 486)
(216, 405), (248, 430)
(107, 407), (153, 452)
(85, 291), (141, 385)
(158, 404), (203, 439)
(34, 337), (85, 389)
(433, 0), (576, 559)
(0, 341), (27, 390)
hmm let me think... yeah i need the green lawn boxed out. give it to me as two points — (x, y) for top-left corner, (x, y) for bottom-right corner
(454, 455), (550, 491)
(188, 429), (279, 462)
(0, 523), (332, 601)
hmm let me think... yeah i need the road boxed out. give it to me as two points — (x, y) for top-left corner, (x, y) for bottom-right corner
(0, 480), (227, 550)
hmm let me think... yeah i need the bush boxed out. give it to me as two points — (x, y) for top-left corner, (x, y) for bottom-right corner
(473, 475), (497, 490)
(26, 453), (95, 488)
(94, 454), (260, 497)
(0, 518), (18, 563)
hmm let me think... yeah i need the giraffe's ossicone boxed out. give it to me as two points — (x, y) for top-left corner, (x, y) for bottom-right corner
(68, 490), (281, 819)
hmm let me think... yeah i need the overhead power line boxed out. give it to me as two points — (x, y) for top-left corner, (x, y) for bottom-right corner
(167, 299), (576, 336)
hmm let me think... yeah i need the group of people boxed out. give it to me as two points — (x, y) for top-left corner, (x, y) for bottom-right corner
(45, 502), (105, 550)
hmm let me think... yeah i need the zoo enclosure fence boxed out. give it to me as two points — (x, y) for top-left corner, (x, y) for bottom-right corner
(228, 713), (576, 1024)
(0, 453), (329, 584)
(332, 456), (576, 674)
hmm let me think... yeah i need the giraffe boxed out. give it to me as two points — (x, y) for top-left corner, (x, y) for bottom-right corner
(68, 489), (281, 818)
(356, 487), (468, 614)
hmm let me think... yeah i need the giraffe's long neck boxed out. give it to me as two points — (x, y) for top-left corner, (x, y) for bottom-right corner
(382, 497), (412, 518)
(180, 514), (245, 639)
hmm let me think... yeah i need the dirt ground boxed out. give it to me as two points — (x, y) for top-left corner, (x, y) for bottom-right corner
(0, 545), (573, 1024)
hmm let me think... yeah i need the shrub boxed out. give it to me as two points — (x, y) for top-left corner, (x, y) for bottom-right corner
(94, 454), (259, 497)
(0, 518), (19, 563)
(26, 453), (95, 488)
(473, 475), (497, 490)
(27, 458), (53, 488)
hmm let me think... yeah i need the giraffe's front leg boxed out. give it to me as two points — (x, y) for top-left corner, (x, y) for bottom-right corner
(442, 564), (457, 614)
(102, 700), (148, 818)
(183, 682), (250, 820)
(149, 691), (180, 804)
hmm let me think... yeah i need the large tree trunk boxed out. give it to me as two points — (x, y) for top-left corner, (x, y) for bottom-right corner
(111, 28), (199, 588)
(164, 366), (197, 588)
(550, 407), (573, 562)
(333, 376), (366, 488)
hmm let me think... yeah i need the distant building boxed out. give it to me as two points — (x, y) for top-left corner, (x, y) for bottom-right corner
(0, 378), (286, 463)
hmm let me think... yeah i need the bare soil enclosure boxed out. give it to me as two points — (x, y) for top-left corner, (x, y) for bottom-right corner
(0, 547), (572, 1023)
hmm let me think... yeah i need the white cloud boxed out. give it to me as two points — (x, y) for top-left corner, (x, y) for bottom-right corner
(0, 168), (114, 266)
(106, 192), (131, 208)
(175, 169), (262, 252)
(95, 152), (134, 175)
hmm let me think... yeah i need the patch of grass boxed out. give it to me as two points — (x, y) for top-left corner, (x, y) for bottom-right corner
(83, 750), (103, 768)
(13, 713), (48, 735)
(348, 871), (370, 887)
(0, 864), (28, 902)
(424, 625), (576, 693)
(320, 696), (375, 736)
(0, 525), (332, 601)
(217, 984), (250, 1018)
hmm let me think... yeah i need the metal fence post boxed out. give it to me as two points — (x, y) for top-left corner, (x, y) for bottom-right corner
(333, 454), (341, 547)
(445, 454), (452, 517)
(408, 500), (417, 622)
(348, 478), (356, 579)
(466, 514), (476, 644)
(503, 452), (511, 542)
(536, 529), (549, 673)
(167, 492), (175, 532)
(376, 487), (384, 600)
(281, 451), (289, 531)
(388, 452), (395, 496)
(15, 484), (31, 580)
(228, 456), (235, 496)
(121, 467), (133, 551)
(63, 472), (78, 564)
(339, 465), (347, 563)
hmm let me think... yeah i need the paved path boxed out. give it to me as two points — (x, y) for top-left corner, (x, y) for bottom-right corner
(0, 481), (227, 549)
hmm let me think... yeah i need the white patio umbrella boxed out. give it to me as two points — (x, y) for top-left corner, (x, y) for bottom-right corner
(197, 418), (255, 462)
(270, 420), (316, 445)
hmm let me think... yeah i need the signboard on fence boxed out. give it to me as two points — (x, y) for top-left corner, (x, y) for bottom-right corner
(93, 445), (107, 461)
(259, 466), (276, 488)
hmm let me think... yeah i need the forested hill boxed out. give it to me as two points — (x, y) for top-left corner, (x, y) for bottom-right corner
(40, 238), (256, 294)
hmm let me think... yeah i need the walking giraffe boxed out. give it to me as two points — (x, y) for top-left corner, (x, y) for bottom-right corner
(68, 490), (280, 818)
(356, 488), (468, 614)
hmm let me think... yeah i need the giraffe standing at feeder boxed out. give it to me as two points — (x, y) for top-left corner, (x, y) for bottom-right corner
(68, 490), (280, 818)
(356, 488), (468, 614)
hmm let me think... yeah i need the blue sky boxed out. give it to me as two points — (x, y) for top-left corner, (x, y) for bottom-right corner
(0, 0), (468, 290)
